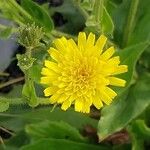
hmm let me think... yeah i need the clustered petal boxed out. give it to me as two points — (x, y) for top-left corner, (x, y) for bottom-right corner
(41, 32), (128, 113)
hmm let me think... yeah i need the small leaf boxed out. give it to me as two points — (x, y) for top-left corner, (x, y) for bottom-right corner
(20, 138), (110, 150)
(0, 106), (97, 133)
(0, 101), (9, 112)
(21, 0), (54, 32)
(25, 121), (86, 142)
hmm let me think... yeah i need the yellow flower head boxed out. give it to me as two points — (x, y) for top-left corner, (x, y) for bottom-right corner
(41, 32), (128, 113)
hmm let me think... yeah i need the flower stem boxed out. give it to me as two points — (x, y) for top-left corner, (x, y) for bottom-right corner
(122, 0), (139, 47)
(93, 0), (104, 24)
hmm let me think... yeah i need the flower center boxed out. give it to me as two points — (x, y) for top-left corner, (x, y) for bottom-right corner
(70, 63), (94, 92)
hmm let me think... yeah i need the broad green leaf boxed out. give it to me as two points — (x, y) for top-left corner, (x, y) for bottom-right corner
(21, 0), (54, 32)
(112, 0), (150, 46)
(114, 42), (149, 96)
(98, 42), (149, 140)
(25, 121), (86, 142)
(128, 0), (150, 44)
(21, 138), (110, 150)
(128, 120), (150, 150)
(129, 12), (150, 44)
(98, 73), (150, 140)
(110, 0), (130, 46)
(0, 106), (97, 132)
(0, 101), (9, 112)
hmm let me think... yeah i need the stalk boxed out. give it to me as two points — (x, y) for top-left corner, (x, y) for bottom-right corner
(122, 0), (139, 47)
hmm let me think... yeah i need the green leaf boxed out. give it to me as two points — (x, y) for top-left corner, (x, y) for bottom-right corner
(112, 0), (130, 46)
(21, 138), (110, 150)
(101, 6), (114, 36)
(21, 0), (54, 32)
(25, 121), (86, 142)
(29, 65), (42, 83)
(0, 101), (9, 112)
(112, 0), (150, 46)
(115, 42), (149, 95)
(0, 26), (13, 39)
(98, 73), (150, 140)
(97, 42), (149, 140)
(22, 81), (38, 107)
(128, 0), (150, 45)
(0, 106), (97, 133)
(128, 120), (150, 150)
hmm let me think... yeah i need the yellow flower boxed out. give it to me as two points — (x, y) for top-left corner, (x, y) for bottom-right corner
(41, 32), (128, 113)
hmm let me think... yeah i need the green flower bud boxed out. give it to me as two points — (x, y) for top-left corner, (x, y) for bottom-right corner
(18, 23), (44, 49)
